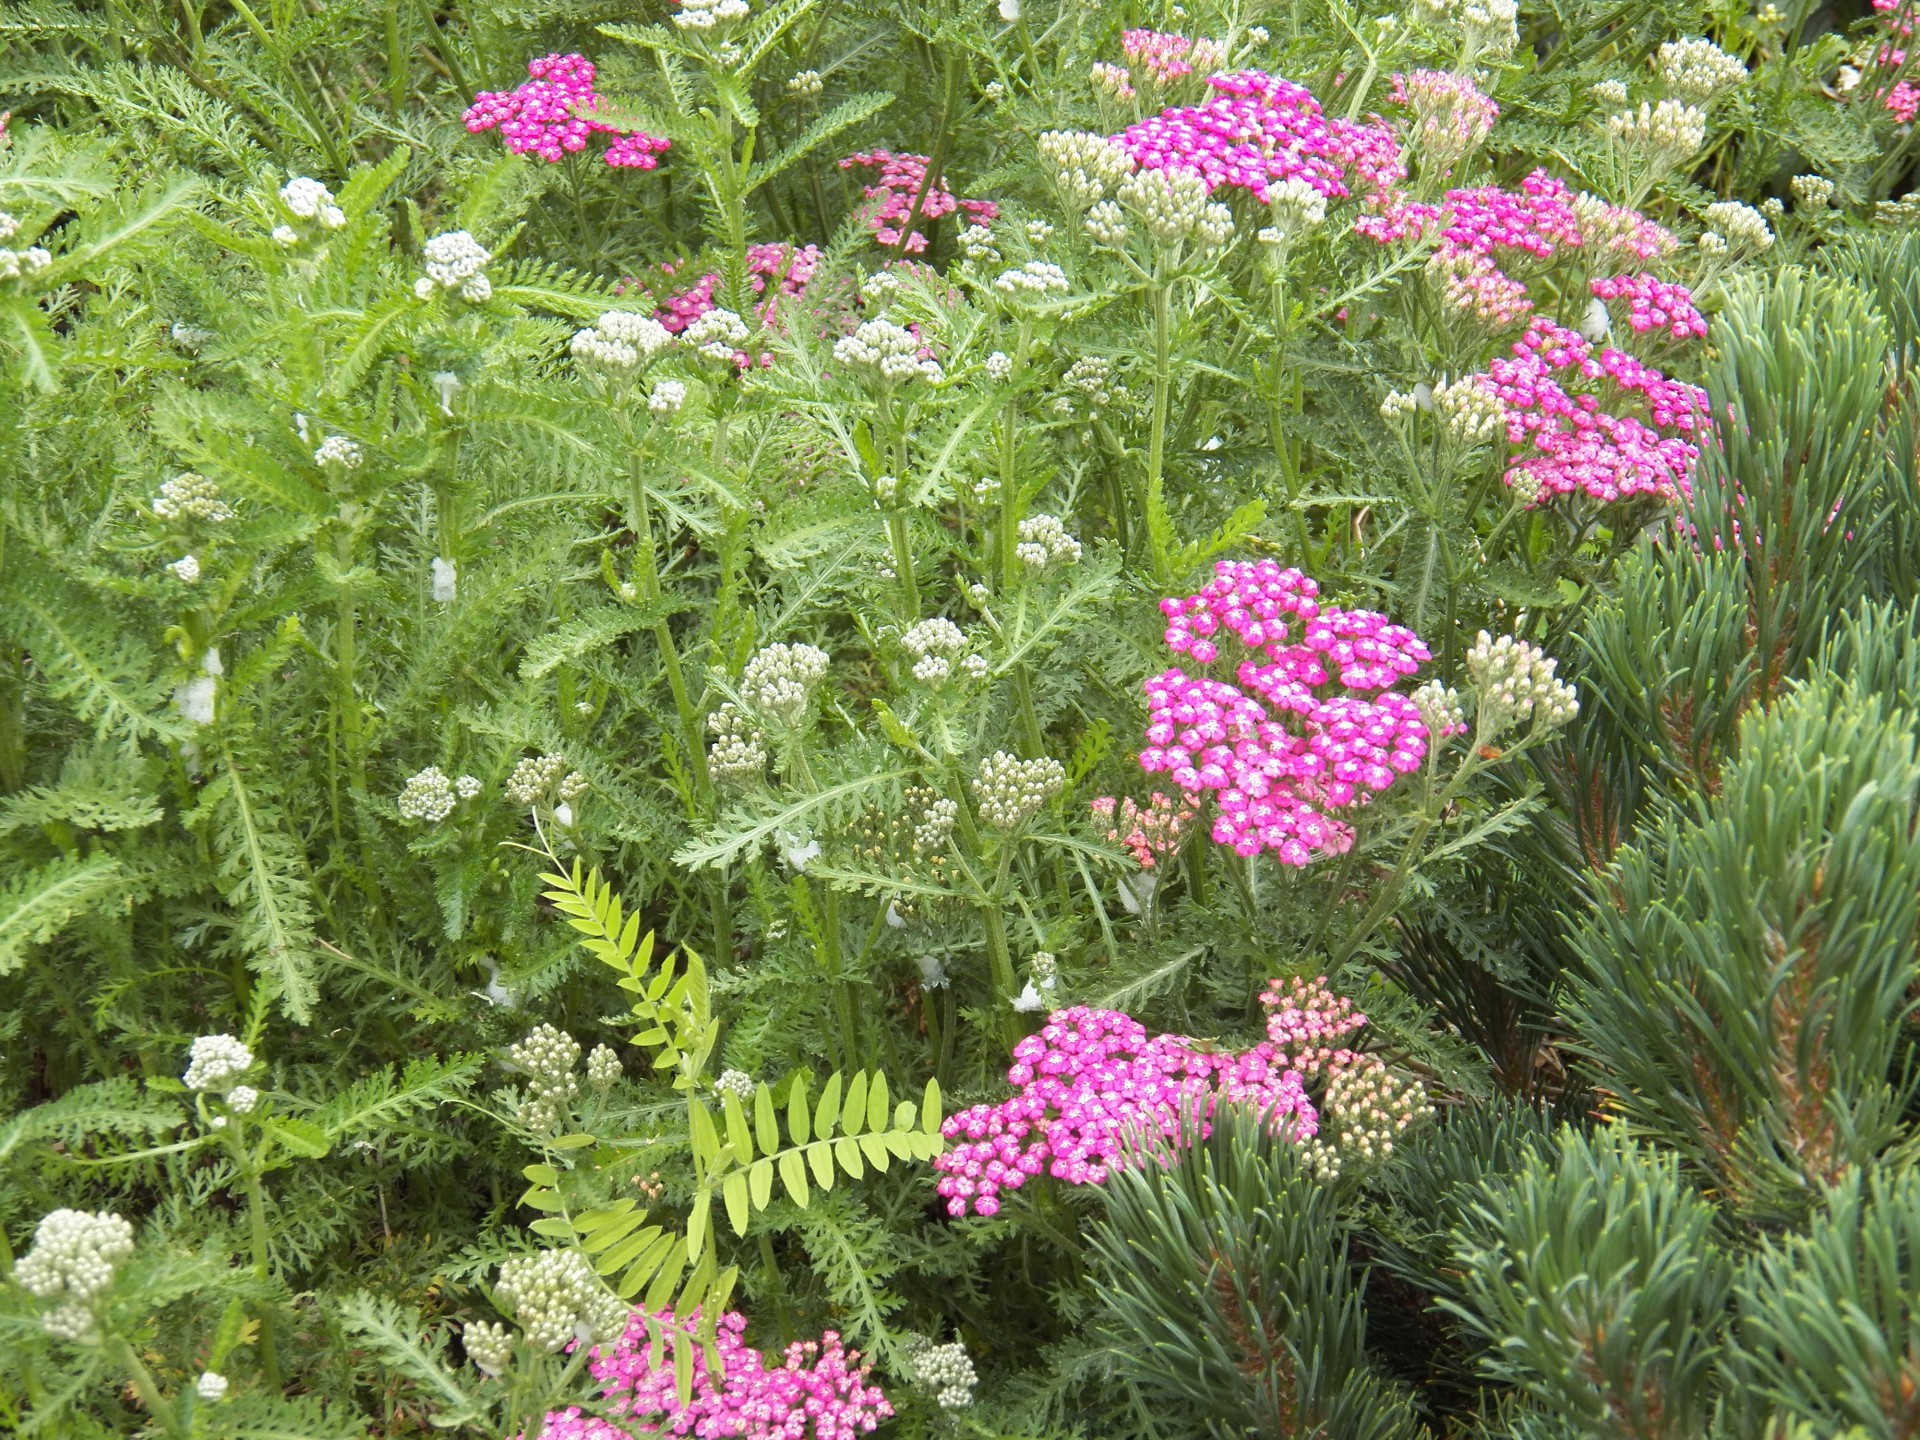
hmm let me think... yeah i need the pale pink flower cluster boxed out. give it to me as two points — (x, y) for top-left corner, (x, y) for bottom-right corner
(836, 151), (999, 253)
(1090, 792), (1194, 868)
(1589, 272), (1708, 340)
(1141, 561), (1432, 867)
(1112, 71), (1406, 205)
(933, 1005), (1319, 1217)
(1260, 975), (1369, 1076)
(464, 55), (670, 169)
(650, 244), (822, 336)
(537, 1309), (891, 1440)
(1886, 79), (1919, 122)
(1481, 318), (1710, 504)
(1121, 30), (1225, 86)
(1390, 70), (1499, 172)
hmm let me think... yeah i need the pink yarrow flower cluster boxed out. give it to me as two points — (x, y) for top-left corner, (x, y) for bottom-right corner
(934, 1005), (1319, 1216)
(1113, 71), (1406, 205)
(1589, 272), (1708, 340)
(1120, 30), (1226, 87)
(1390, 70), (1499, 172)
(837, 151), (999, 253)
(465, 54), (670, 169)
(649, 243), (823, 336)
(1090, 792), (1194, 868)
(1142, 561), (1432, 867)
(537, 1309), (891, 1440)
(1481, 318), (1711, 504)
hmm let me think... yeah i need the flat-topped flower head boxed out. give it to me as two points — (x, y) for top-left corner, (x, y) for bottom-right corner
(16, 1208), (135, 1342)
(493, 1248), (624, 1351)
(184, 1034), (253, 1092)
(741, 642), (830, 727)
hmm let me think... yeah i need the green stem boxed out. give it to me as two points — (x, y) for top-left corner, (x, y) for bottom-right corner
(332, 524), (366, 795)
(1145, 282), (1175, 585)
(885, 510), (920, 619)
(112, 1339), (185, 1440)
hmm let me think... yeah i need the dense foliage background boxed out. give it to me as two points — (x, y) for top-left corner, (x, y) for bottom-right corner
(5, 0), (1920, 1435)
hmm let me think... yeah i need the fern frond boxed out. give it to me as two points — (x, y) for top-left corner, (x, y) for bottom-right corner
(0, 853), (126, 977)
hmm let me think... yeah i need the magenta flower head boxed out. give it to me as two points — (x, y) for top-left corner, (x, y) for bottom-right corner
(465, 54), (671, 170)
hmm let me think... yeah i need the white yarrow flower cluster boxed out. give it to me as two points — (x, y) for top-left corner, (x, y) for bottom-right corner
(684, 307), (750, 361)
(509, 1024), (581, 1135)
(167, 555), (202, 584)
(463, 1319), (514, 1377)
(1606, 100), (1707, 163)
(197, 1371), (230, 1401)
(279, 176), (346, 231)
(1084, 200), (1130, 247)
(1260, 178), (1328, 251)
(586, 1044), (621, 1092)
(152, 473), (234, 524)
(1465, 630), (1580, 734)
(994, 260), (1070, 297)
(0, 213), (54, 283)
(1701, 199), (1773, 255)
(493, 1249), (625, 1351)
(984, 350), (1014, 382)
(571, 311), (674, 371)
(505, 753), (570, 805)
(673, 0), (750, 29)
(1015, 513), (1084, 571)
(787, 69), (824, 96)
(1118, 167), (1212, 247)
(1433, 376), (1505, 444)
(713, 1068), (756, 1101)
(1035, 130), (1136, 208)
(649, 379), (688, 415)
(740, 643), (830, 727)
(959, 224), (1001, 263)
(707, 702), (768, 784)
(1589, 78), (1631, 107)
(973, 751), (1065, 830)
(226, 1085), (259, 1114)
(397, 765), (466, 822)
(905, 1337), (978, 1410)
(314, 434), (362, 469)
(1791, 174), (1835, 211)
(1656, 37), (1747, 103)
(903, 617), (984, 686)
(16, 1210), (136, 1343)
(416, 230), (492, 303)
(834, 318), (942, 383)
(184, 1034), (254, 1092)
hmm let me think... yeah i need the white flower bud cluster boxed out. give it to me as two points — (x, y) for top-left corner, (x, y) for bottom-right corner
(586, 1044), (621, 1092)
(1062, 355), (1121, 414)
(1876, 192), (1920, 227)
(197, 1371), (230, 1401)
(0, 214), (53, 282)
(1434, 375), (1505, 444)
(707, 703), (768, 784)
(740, 643), (830, 727)
(1261, 178), (1328, 249)
(1118, 167), (1212, 248)
(684, 307), (750, 362)
(862, 270), (902, 304)
(1791, 174), (1835, 211)
(973, 751), (1065, 830)
(167, 555), (202, 584)
(416, 231), (492, 303)
(558, 770), (589, 803)
(915, 797), (959, 852)
(1589, 78), (1630, 107)
(226, 1085), (259, 1114)
(397, 765), (475, 823)
(1702, 199), (1773, 255)
(509, 1023), (581, 1135)
(673, 0), (750, 29)
(872, 474), (901, 506)
(1026, 219), (1054, 245)
(984, 350), (1013, 381)
(959, 224), (1001, 263)
(1465, 630), (1579, 734)
(1091, 61), (1134, 95)
(833, 318), (941, 383)
(1411, 679), (1465, 737)
(493, 1249), (626, 1351)
(650, 379), (688, 415)
(902, 617), (981, 686)
(571, 311), (674, 371)
(314, 435), (362, 469)
(1036, 130), (1136, 208)
(1655, 37), (1747, 104)
(906, 1338), (977, 1409)
(787, 69), (824, 96)
(714, 1068), (757, 1101)
(1606, 100), (1707, 164)
(1456, 0), (1518, 53)
(1015, 513), (1084, 571)
(278, 176), (346, 232)
(1379, 389), (1419, 424)
(505, 753), (566, 805)
(185, 1034), (254, 1092)
(463, 1318), (514, 1377)
(153, 473), (234, 524)
(1304, 1059), (1432, 1178)
(1084, 200), (1130, 247)
(16, 1208), (136, 1342)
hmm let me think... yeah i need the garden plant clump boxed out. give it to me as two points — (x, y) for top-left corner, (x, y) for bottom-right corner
(6, 0), (1920, 1435)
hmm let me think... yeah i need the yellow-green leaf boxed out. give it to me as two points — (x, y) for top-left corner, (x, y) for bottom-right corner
(530, 1216), (576, 1238)
(520, 1188), (567, 1212)
(644, 1241), (688, 1311)
(596, 1225), (664, 1275)
(677, 1250), (715, 1323)
(548, 1133), (597, 1150)
(815, 1072), (842, 1137)
(576, 1199), (638, 1232)
(687, 1190), (711, 1262)
(787, 1077), (811, 1146)
(689, 1100), (720, 1166)
(807, 1139), (835, 1190)
(835, 1134), (865, 1180)
(778, 1148), (810, 1207)
(843, 1073), (869, 1136)
(893, 1100), (916, 1131)
(750, 1156), (774, 1210)
(581, 1209), (649, 1254)
(522, 1163), (560, 1187)
(722, 1170), (751, 1235)
(754, 1083), (779, 1155)
(615, 1234), (675, 1297)
(723, 1092), (753, 1165)
(859, 1134), (892, 1170)
(867, 1072), (890, 1133)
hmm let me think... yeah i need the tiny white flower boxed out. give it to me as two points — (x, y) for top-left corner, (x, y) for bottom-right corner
(197, 1371), (229, 1402)
(272, 225), (299, 248)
